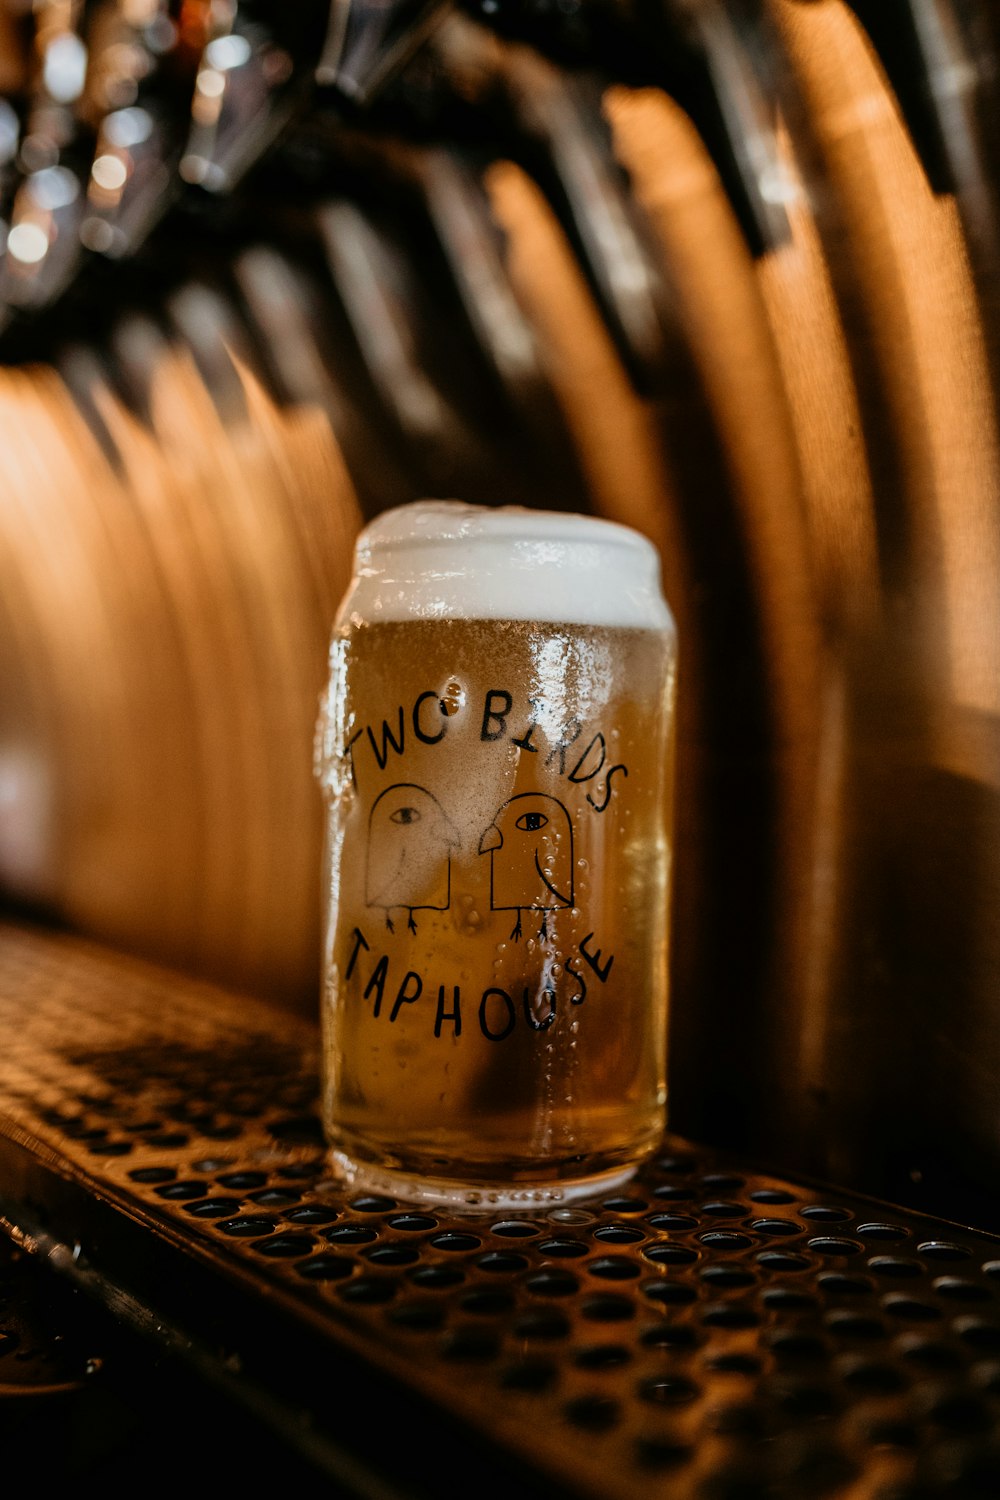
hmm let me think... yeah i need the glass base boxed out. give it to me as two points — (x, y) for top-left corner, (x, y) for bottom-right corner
(325, 1148), (643, 1214)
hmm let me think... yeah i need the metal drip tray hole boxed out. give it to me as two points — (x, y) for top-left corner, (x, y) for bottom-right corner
(856, 1223), (910, 1242)
(387, 1299), (447, 1330)
(296, 1256), (352, 1282)
(762, 1286), (817, 1311)
(459, 1289), (514, 1315)
(515, 1308), (571, 1339)
(489, 1221), (540, 1238)
(750, 1218), (801, 1237)
(575, 1343), (631, 1369)
(410, 1265), (464, 1289)
(643, 1281), (697, 1307)
(219, 1215), (276, 1237)
(700, 1230), (753, 1250)
(500, 1359), (557, 1392)
(819, 1272), (875, 1295)
(935, 1278), (993, 1302)
(643, 1244), (696, 1266)
(439, 1328), (500, 1362)
(285, 1205), (339, 1225)
(640, 1323), (698, 1349)
(594, 1224), (646, 1244)
(580, 1295), (634, 1323)
(637, 1374), (700, 1406)
(647, 1212), (697, 1231)
(477, 1251), (528, 1273)
(824, 1310), (886, 1340)
(588, 1256), (642, 1281)
(869, 1256), (923, 1279)
(563, 1394), (620, 1431)
(919, 1242), (974, 1262)
(325, 1225), (377, 1244)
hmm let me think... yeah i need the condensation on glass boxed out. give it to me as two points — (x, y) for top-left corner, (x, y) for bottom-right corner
(314, 500), (677, 1209)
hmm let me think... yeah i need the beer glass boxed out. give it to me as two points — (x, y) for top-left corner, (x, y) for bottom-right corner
(315, 500), (677, 1208)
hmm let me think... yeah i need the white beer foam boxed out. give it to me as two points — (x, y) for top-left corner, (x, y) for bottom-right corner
(338, 500), (675, 630)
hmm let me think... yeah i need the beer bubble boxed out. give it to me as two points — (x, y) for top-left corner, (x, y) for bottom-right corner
(440, 679), (464, 715)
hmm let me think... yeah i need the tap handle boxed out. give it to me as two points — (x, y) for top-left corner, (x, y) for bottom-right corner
(315, 0), (452, 105)
(842, 0), (1000, 198)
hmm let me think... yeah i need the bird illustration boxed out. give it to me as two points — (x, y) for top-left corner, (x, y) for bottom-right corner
(478, 793), (574, 940)
(366, 783), (458, 933)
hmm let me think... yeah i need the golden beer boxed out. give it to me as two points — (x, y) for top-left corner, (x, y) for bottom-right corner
(315, 501), (677, 1208)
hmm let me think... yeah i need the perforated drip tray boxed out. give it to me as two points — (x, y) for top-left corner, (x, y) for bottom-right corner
(1, 921), (1000, 1498)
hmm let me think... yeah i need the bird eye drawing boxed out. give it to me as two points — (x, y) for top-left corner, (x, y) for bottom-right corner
(479, 793), (575, 940)
(366, 783), (459, 933)
(516, 812), (547, 831)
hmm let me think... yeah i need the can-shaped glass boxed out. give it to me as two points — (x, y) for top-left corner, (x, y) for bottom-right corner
(315, 500), (677, 1209)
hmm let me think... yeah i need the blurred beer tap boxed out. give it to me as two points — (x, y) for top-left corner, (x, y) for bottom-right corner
(315, 0), (452, 104)
(54, 336), (128, 471)
(230, 237), (417, 512)
(74, 0), (199, 262)
(839, 0), (999, 200)
(165, 275), (256, 424)
(836, 0), (1000, 396)
(388, 9), (686, 397)
(178, 2), (329, 195)
(315, 192), (505, 499)
(408, 143), (592, 501)
(105, 303), (170, 427)
(0, 95), (21, 267)
(0, 1), (91, 323)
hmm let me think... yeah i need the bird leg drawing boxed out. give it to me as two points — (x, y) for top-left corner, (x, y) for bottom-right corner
(478, 793), (575, 941)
